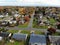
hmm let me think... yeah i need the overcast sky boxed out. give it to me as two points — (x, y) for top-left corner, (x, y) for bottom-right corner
(0, 0), (60, 7)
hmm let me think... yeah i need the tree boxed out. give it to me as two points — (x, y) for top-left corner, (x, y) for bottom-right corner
(57, 24), (60, 29)
(47, 26), (56, 35)
(0, 27), (8, 32)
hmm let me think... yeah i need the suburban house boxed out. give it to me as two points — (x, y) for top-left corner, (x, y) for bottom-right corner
(29, 34), (46, 45)
(9, 20), (17, 26)
(49, 35), (60, 45)
(12, 33), (28, 41)
(0, 32), (12, 38)
(0, 21), (8, 26)
(0, 15), (4, 18)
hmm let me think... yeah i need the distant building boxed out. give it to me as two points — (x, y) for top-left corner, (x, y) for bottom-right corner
(12, 33), (28, 41)
(29, 34), (46, 45)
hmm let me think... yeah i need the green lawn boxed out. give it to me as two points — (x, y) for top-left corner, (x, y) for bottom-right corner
(7, 30), (18, 33)
(35, 30), (44, 35)
(49, 18), (56, 25)
(7, 30), (44, 35)
(18, 22), (28, 28)
(33, 24), (48, 29)
(52, 32), (60, 36)
(20, 30), (44, 35)
(0, 40), (5, 45)
(21, 30), (30, 34)
(6, 40), (24, 45)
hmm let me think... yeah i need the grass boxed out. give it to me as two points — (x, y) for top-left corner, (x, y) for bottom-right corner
(7, 30), (18, 33)
(21, 30), (44, 35)
(34, 30), (44, 35)
(6, 40), (24, 45)
(0, 40), (5, 45)
(52, 32), (60, 36)
(21, 30), (30, 34)
(49, 18), (56, 25)
(7, 29), (44, 35)
(33, 24), (48, 29)
(18, 22), (28, 28)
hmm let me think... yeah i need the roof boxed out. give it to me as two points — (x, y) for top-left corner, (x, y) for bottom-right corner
(12, 33), (27, 41)
(55, 38), (60, 43)
(29, 34), (46, 43)
(49, 35), (60, 43)
(0, 32), (10, 37)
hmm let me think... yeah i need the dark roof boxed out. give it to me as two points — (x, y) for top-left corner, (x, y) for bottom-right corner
(49, 35), (60, 43)
(12, 33), (27, 41)
(0, 32), (10, 37)
(29, 34), (46, 43)
(55, 38), (60, 43)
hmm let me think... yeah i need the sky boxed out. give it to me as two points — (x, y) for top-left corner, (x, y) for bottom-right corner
(0, 0), (60, 7)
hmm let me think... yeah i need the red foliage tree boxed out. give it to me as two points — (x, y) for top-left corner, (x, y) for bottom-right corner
(47, 27), (56, 34)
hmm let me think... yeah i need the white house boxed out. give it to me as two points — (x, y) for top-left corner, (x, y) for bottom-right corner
(0, 15), (4, 18)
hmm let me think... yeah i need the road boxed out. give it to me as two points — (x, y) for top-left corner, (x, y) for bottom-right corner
(28, 13), (34, 28)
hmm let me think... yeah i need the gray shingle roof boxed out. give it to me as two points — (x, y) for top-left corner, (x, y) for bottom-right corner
(49, 35), (60, 43)
(29, 34), (46, 43)
(12, 33), (27, 41)
(0, 32), (10, 37)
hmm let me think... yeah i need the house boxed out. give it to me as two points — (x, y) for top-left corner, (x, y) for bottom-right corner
(14, 13), (20, 17)
(29, 34), (46, 45)
(12, 33), (28, 41)
(9, 20), (17, 27)
(0, 15), (4, 18)
(0, 32), (11, 37)
(1, 21), (8, 26)
(49, 35), (60, 45)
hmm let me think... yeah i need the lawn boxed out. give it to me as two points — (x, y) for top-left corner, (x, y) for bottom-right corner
(6, 40), (24, 45)
(0, 40), (5, 45)
(34, 30), (44, 35)
(21, 30), (30, 34)
(18, 22), (28, 28)
(7, 29), (44, 35)
(33, 24), (48, 29)
(52, 32), (60, 36)
(49, 18), (56, 25)
(20, 30), (44, 35)
(7, 30), (18, 33)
